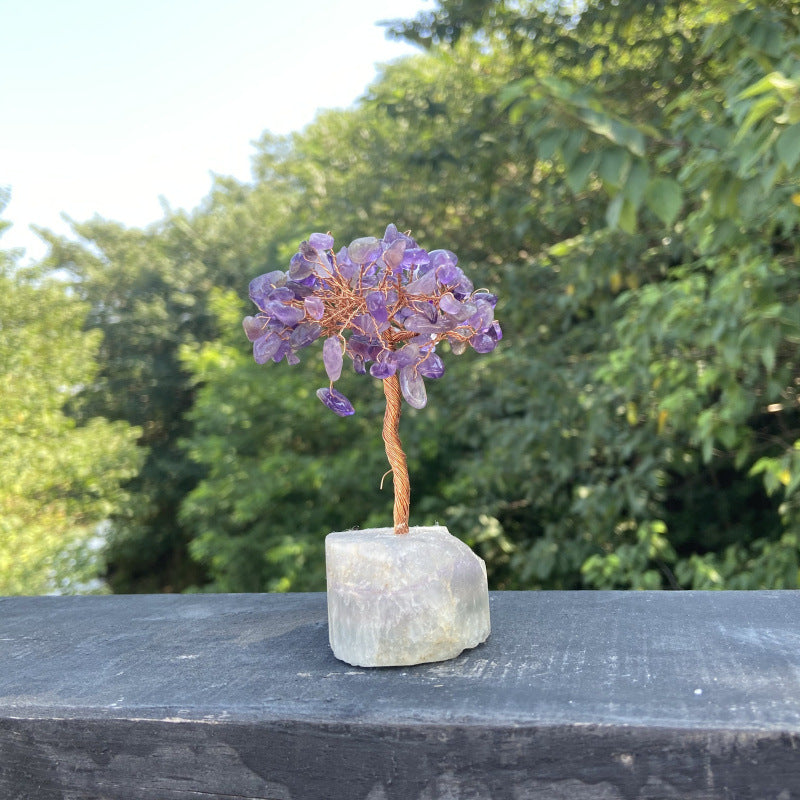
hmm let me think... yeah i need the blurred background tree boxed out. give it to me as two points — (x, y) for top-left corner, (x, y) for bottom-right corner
(20, 0), (800, 593)
(0, 194), (143, 594)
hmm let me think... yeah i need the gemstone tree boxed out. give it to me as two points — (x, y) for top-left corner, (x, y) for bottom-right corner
(243, 223), (501, 534)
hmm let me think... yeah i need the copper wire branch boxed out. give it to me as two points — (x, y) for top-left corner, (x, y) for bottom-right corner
(265, 246), (487, 535)
(382, 373), (410, 534)
(250, 240), (496, 535)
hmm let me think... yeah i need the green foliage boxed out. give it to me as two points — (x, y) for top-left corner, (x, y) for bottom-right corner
(422, 0), (800, 589)
(0, 217), (143, 594)
(37, 180), (297, 592)
(38, 0), (800, 593)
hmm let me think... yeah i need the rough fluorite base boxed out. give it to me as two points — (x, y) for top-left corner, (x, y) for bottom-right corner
(325, 526), (490, 667)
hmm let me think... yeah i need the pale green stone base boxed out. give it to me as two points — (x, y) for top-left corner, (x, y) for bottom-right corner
(325, 526), (491, 667)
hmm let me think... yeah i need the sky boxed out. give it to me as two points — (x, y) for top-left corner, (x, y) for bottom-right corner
(1, 0), (429, 263)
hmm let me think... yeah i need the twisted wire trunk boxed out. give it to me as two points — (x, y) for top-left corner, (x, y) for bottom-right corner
(382, 374), (410, 534)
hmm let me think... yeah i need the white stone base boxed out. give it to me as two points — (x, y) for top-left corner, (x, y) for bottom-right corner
(325, 526), (491, 667)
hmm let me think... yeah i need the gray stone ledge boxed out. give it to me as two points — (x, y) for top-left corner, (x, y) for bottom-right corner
(1, 591), (800, 799)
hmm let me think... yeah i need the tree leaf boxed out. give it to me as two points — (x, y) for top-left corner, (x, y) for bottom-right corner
(735, 95), (780, 142)
(578, 108), (647, 156)
(537, 129), (564, 161)
(625, 159), (650, 209)
(598, 148), (631, 188)
(737, 71), (795, 100)
(566, 151), (598, 194)
(560, 129), (585, 166)
(761, 343), (776, 373)
(606, 194), (623, 229)
(776, 123), (800, 171)
(618, 197), (638, 234)
(645, 178), (683, 226)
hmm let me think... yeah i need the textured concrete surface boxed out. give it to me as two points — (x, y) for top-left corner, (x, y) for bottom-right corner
(1, 591), (800, 799)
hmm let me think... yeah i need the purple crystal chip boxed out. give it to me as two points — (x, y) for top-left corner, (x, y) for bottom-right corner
(347, 236), (381, 264)
(316, 387), (355, 416)
(304, 295), (325, 320)
(309, 232), (334, 250)
(323, 336), (344, 382)
(417, 352), (445, 379)
(253, 332), (282, 364)
(399, 365), (427, 409)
